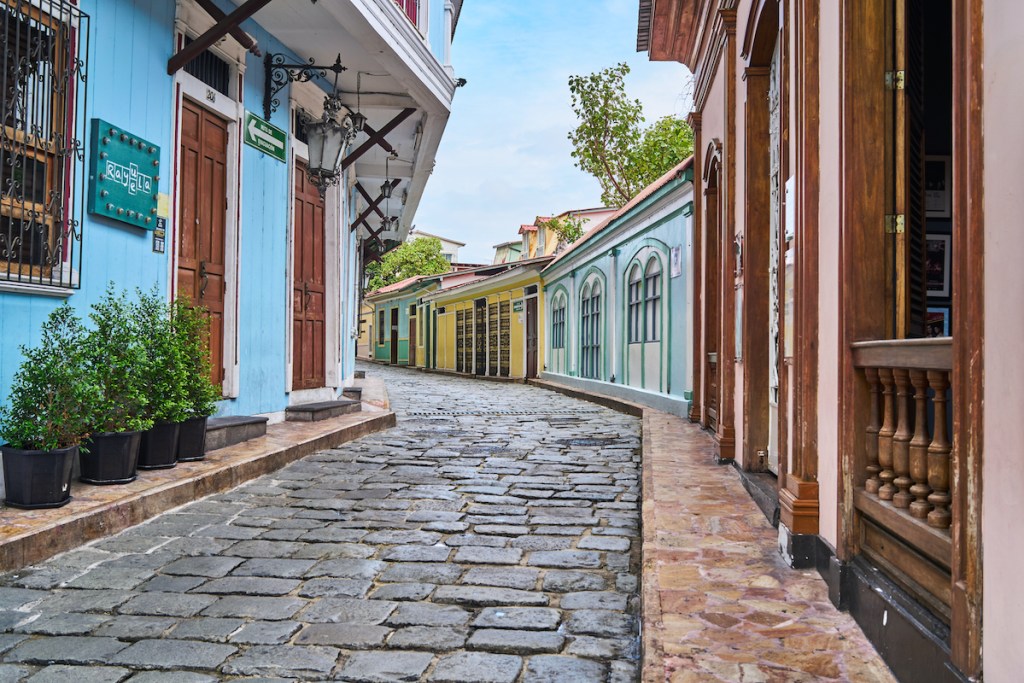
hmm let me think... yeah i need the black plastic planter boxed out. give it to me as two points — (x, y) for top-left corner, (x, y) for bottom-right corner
(79, 430), (141, 484)
(1, 445), (76, 509)
(137, 421), (179, 470)
(177, 416), (208, 462)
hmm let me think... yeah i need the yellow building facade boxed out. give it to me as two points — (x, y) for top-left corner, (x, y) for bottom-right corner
(422, 260), (549, 380)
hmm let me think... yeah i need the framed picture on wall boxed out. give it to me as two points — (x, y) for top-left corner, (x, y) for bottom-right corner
(926, 234), (951, 298)
(927, 306), (951, 337)
(925, 156), (952, 218)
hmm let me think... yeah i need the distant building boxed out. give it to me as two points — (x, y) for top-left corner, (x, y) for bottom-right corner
(407, 229), (466, 264)
(492, 240), (524, 264)
(518, 208), (617, 260)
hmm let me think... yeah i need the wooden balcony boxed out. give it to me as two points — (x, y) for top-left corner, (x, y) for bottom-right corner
(851, 337), (953, 621)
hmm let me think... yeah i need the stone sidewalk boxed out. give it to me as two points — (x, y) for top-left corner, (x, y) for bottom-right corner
(639, 412), (895, 682)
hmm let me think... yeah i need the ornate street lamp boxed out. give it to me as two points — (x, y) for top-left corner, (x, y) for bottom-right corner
(264, 53), (360, 197)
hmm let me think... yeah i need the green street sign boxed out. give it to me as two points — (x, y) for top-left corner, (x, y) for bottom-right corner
(243, 111), (287, 162)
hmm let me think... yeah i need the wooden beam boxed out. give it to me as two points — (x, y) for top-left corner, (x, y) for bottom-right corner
(351, 180), (400, 231)
(355, 183), (387, 219)
(360, 123), (395, 154)
(342, 108), (415, 171)
(168, 0), (274, 75)
(194, 0), (261, 56)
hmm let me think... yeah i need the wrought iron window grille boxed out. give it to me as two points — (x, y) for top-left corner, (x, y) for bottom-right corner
(0, 0), (89, 289)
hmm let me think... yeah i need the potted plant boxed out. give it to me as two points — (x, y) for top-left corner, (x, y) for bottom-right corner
(172, 298), (221, 461)
(79, 286), (152, 484)
(133, 288), (190, 469)
(0, 304), (97, 508)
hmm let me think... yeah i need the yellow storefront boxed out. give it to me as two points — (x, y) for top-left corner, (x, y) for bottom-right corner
(422, 259), (549, 380)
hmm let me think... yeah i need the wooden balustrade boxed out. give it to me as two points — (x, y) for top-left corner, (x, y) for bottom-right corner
(852, 339), (953, 532)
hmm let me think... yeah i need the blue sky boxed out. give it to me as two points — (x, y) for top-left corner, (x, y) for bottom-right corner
(413, 0), (692, 264)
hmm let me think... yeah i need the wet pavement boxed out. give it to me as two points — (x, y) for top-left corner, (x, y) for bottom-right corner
(0, 364), (642, 681)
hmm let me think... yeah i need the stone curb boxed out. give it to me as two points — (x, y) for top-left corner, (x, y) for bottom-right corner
(0, 410), (396, 573)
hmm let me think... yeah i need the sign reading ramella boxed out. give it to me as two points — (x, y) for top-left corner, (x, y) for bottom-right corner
(243, 111), (287, 163)
(87, 119), (161, 230)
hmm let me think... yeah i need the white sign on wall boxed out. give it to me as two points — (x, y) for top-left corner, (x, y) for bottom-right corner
(670, 246), (682, 278)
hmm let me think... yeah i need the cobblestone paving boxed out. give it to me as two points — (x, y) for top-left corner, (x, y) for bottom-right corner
(0, 364), (642, 681)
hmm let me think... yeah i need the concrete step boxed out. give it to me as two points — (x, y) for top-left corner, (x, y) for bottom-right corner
(206, 415), (269, 451)
(341, 386), (363, 401)
(354, 370), (366, 379)
(286, 399), (362, 422)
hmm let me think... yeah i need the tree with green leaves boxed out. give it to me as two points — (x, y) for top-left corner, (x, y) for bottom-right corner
(568, 62), (694, 208)
(365, 236), (451, 292)
(539, 214), (586, 249)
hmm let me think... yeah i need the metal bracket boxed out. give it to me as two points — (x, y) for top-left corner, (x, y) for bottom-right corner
(885, 214), (906, 234)
(263, 53), (347, 120)
(885, 70), (906, 90)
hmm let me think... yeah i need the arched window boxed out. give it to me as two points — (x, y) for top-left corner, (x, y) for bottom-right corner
(551, 293), (566, 349)
(628, 265), (643, 343)
(644, 257), (662, 341)
(581, 279), (602, 378)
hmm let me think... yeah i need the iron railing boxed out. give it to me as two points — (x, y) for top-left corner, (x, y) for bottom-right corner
(0, 0), (88, 289)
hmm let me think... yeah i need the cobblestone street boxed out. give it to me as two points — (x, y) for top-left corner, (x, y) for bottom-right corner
(0, 364), (642, 681)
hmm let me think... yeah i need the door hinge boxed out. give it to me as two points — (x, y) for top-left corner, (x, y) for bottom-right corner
(885, 214), (906, 234)
(885, 70), (906, 90)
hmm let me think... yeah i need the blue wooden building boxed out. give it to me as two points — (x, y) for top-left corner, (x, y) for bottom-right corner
(0, 0), (462, 420)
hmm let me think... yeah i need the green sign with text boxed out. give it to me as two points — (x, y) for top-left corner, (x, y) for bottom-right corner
(87, 119), (161, 230)
(243, 111), (287, 162)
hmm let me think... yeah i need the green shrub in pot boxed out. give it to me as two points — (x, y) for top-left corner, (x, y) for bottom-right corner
(79, 286), (153, 484)
(172, 298), (221, 461)
(134, 287), (189, 469)
(0, 303), (97, 507)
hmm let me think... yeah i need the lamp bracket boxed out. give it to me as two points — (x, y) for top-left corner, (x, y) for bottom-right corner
(263, 52), (348, 120)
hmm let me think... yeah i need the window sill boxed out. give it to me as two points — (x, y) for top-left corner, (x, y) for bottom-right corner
(0, 280), (75, 298)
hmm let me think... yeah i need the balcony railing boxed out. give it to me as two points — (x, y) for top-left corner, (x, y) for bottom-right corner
(852, 337), (953, 619)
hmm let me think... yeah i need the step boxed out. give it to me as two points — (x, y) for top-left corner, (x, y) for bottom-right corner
(341, 386), (363, 401)
(286, 399), (362, 422)
(354, 370), (366, 379)
(206, 415), (269, 451)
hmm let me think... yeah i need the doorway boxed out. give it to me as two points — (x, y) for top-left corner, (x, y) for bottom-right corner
(177, 98), (228, 390)
(292, 160), (326, 390)
(390, 308), (399, 364)
(526, 297), (538, 378)
(409, 304), (417, 367)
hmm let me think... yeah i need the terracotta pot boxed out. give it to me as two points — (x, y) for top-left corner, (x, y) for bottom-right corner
(1, 445), (76, 509)
(79, 430), (141, 484)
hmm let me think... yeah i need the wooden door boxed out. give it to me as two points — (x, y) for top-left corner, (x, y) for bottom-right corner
(390, 308), (399, 364)
(474, 300), (486, 375)
(292, 161), (326, 390)
(704, 181), (721, 431)
(177, 99), (228, 389)
(526, 297), (538, 378)
(409, 311), (417, 366)
(766, 40), (782, 474)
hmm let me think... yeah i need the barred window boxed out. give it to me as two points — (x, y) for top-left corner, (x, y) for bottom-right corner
(628, 265), (642, 343)
(644, 257), (662, 342)
(377, 309), (385, 344)
(1, 0), (88, 288)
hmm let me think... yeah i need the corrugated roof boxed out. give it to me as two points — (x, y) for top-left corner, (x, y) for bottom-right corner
(546, 156), (694, 270)
(366, 274), (431, 297)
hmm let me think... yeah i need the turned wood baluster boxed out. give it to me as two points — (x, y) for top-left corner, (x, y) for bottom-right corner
(892, 368), (914, 508)
(864, 368), (882, 494)
(926, 370), (952, 529)
(908, 369), (933, 518)
(877, 368), (897, 500)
